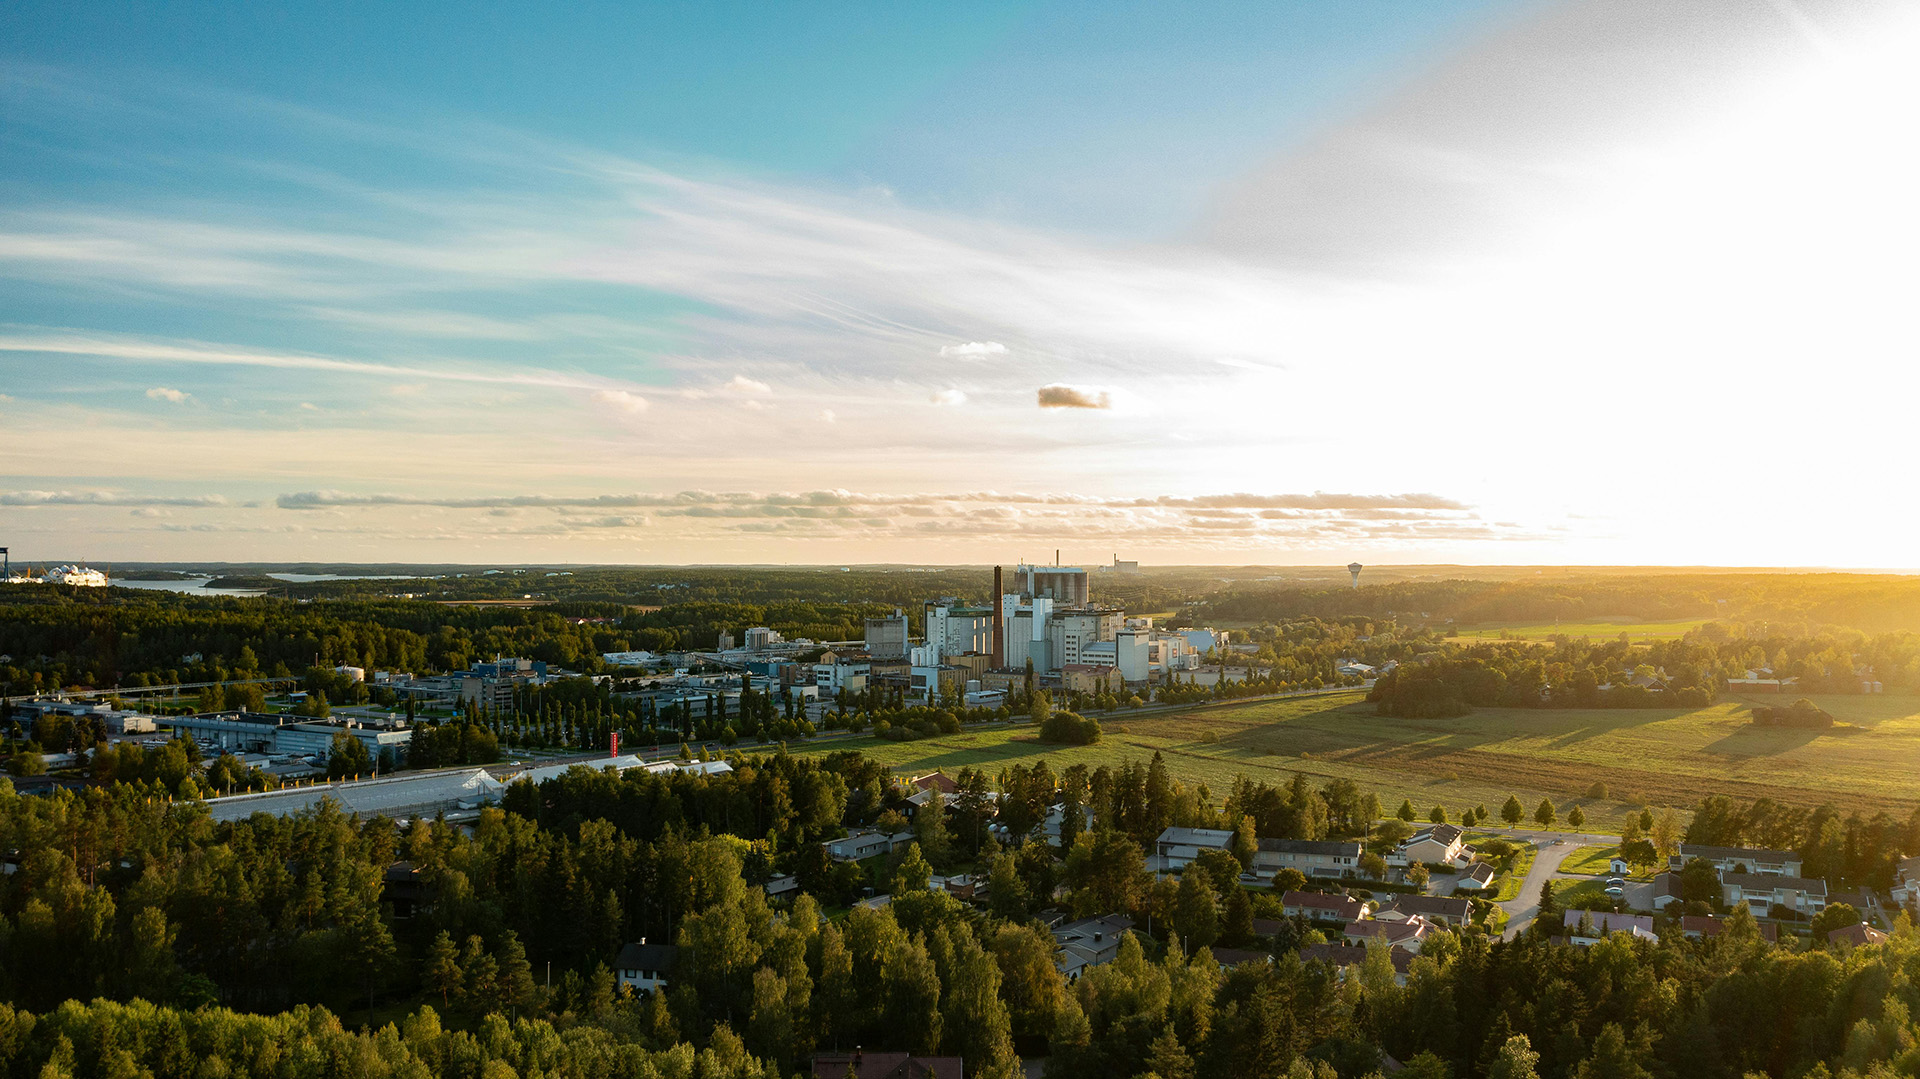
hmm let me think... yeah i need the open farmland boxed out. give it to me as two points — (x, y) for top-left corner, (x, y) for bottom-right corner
(793, 689), (1920, 822)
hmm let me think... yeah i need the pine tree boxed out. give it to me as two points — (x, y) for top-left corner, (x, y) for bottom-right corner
(424, 930), (462, 1006)
(496, 931), (540, 1018)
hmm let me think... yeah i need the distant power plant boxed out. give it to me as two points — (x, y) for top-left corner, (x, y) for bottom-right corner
(1348, 563), (1363, 589)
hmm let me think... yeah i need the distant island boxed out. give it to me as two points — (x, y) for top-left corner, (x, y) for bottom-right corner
(203, 574), (281, 590)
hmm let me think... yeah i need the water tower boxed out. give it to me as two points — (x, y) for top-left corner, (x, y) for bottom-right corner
(1348, 563), (1363, 589)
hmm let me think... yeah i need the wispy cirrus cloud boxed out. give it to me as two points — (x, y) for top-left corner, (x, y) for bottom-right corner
(0, 489), (228, 507)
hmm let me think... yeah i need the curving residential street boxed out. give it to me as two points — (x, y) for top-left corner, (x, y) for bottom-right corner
(1498, 838), (1584, 940)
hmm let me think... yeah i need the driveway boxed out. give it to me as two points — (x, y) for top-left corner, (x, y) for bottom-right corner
(1500, 838), (1581, 939)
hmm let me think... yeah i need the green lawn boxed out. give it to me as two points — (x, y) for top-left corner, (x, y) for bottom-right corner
(1559, 845), (1615, 877)
(1555, 879), (1614, 909)
(790, 688), (1920, 821)
(1491, 846), (1537, 903)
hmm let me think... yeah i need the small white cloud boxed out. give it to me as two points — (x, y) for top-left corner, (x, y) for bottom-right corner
(725, 375), (772, 395)
(593, 389), (650, 413)
(930, 388), (968, 407)
(818, 408), (837, 424)
(299, 401), (320, 411)
(939, 341), (1007, 359)
(742, 399), (770, 411)
(146, 387), (190, 403)
(130, 507), (169, 518)
(1037, 384), (1113, 410)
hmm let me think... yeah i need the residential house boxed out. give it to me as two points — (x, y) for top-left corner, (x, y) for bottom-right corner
(1670, 844), (1803, 877)
(1562, 910), (1656, 943)
(1895, 856), (1920, 908)
(1378, 894), (1473, 927)
(1828, 923), (1889, 948)
(904, 770), (959, 809)
(1208, 947), (1273, 968)
(1830, 890), (1874, 916)
(1053, 915), (1134, 980)
(1651, 872), (1683, 912)
(1344, 915), (1436, 953)
(1392, 824), (1468, 867)
(1155, 827), (1235, 871)
(1722, 872), (1827, 916)
(1679, 915), (1778, 943)
(1254, 837), (1366, 879)
(1299, 942), (1414, 986)
(825, 830), (913, 862)
(613, 941), (679, 993)
(809, 1051), (963, 1079)
(1281, 890), (1367, 923)
(1455, 863), (1497, 892)
(931, 874), (989, 905)
(382, 861), (431, 919)
(1156, 826), (1365, 880)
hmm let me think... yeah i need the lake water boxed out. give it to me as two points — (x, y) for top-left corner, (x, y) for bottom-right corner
(112, 573), (421, 597)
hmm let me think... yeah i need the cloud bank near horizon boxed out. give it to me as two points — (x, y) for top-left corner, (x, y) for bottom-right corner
(1, 0), (1917, 565)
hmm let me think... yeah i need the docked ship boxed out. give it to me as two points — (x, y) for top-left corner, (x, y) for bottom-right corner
(42, 564), (109, 587)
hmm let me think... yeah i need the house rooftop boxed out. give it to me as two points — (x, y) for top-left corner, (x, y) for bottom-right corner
(809, 1052), (963, 1079)
(1828, 923), (1889, 947)
(1258, 837), (1365, 856)
(1676, 844), (1798, 865)
(614, 942), (679, 971)
(1722, 872), (1827, 895)
(1408, 824), (1464, 846)
(1383, 894), (1472, 919)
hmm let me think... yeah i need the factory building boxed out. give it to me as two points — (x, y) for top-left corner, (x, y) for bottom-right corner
(161, 712), (413, 760)
(863, 611), (910, 658)
(922, 602), (994, 659)
(1019, 563), (1090, 608)
(454, 657), (549, 708)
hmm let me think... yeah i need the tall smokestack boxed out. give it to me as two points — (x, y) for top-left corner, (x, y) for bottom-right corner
(992, 565), (1005, 668)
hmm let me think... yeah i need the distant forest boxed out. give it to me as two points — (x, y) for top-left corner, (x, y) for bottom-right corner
(1202, 573), (1920, 635)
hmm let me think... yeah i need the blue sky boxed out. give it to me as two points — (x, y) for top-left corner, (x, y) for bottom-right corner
(2, 0), (1916, 564)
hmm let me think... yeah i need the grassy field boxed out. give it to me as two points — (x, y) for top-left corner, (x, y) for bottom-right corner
(1491, 846), (1538, 903)
(790, 688), (1920, 820)
(1447, 616), (1711, 642)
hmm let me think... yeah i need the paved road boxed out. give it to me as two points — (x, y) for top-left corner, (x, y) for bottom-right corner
(1501, 838), (1581, 939)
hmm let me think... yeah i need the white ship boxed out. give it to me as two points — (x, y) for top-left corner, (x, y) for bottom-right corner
(43, 564), (109, 587)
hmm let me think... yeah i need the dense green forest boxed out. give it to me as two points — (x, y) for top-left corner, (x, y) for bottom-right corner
(1366, 627), (1920, 716)
(9, 747), (1920, 1078)
(1203, 574), (1920, 635)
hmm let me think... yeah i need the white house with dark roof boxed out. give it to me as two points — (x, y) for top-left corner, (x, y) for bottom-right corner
(1280, 890), (1367, 923)
(1155, 826), (1363, 879)
(614, 941), (679, 993)
(1562, 910), (1655, 943)
(1670, 844), (1802, 877)
(1722, 872), (1826, 916)
(1391, 824), (1469, 867)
